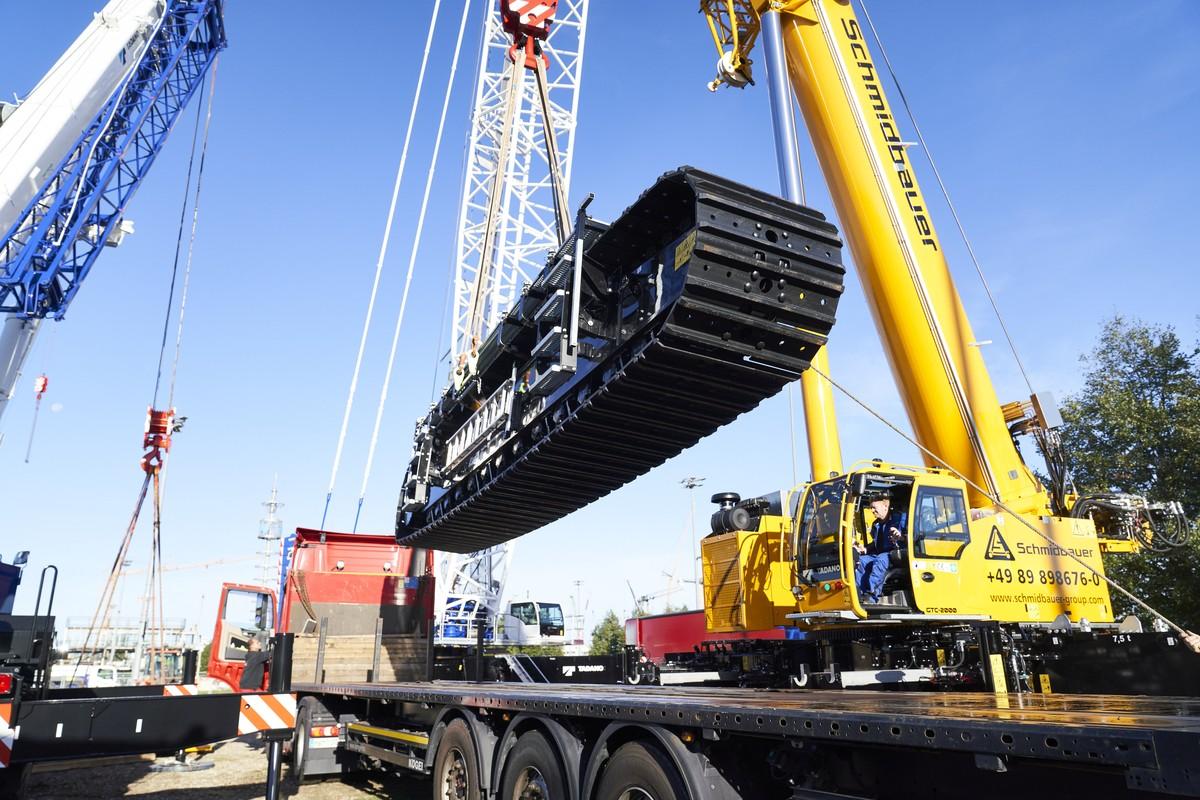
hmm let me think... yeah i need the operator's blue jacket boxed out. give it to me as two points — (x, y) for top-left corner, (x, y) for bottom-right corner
(867, 511), (908, 556)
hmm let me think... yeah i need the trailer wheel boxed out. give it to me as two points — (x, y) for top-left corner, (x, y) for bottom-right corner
(290, 700), (312, 781)
(595, 741), (687, 800)
(433, 718), (482, 800)
(500, 730), (566, 799)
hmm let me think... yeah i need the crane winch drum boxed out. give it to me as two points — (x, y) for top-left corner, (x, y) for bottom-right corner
(397, 167), (845, 552)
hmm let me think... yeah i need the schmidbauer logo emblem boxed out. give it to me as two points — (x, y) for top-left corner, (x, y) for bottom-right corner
(985, 526), (1016, 561)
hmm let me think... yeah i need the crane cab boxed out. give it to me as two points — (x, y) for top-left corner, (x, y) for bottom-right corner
(703, 465), (1116, 635)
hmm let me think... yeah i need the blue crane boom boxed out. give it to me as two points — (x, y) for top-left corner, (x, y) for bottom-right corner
(0, 0), (226, 423)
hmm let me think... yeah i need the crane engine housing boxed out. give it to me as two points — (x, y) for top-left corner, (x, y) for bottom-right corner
(398, 167), (844, 552)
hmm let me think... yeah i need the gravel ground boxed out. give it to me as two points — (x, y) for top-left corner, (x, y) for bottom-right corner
(28, 738), (429, 799)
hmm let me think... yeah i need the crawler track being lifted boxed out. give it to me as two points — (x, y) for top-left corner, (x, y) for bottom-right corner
(398, 167), (844, 552)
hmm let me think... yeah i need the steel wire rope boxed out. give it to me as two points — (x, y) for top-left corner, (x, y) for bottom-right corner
(804, 362), (1198, 644)
(71, 57), (219, 682)
(428, 256), (455, 403)
(152, 65), (208, 406)
(321, 0), (447, 529)
(857, 0), (1035, 398)
(148, 61), (218, 681)
(166, 58), (218, 410)
(352, 0), (475, 532)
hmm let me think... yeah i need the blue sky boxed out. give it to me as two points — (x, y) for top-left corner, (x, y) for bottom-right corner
(2, 1), (1197, 637)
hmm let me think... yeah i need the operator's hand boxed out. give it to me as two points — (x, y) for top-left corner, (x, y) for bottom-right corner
(1184, 630), (1200, 655)
(853, 542), (866, 555)
(888, 527), (902, 543)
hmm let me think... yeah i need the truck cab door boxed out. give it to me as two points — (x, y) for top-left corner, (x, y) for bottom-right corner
(907, 483), (972, 615)
(207, 583), (276, 691)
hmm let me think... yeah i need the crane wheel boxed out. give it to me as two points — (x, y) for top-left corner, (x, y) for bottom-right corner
(433, 719), (482, 800)
(595, 741), (687, 800)
(500, 730), (567, 800)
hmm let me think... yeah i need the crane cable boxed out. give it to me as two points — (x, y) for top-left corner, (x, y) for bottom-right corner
(72, 61), (218, 679)
(144, 59), (217, 680)
(804, 362), (1198, 648)
(353, 0), (475, 532)
(857, 0), (1035, 398)
(321, 0), (447, 529)
(165, 59), (217, 410)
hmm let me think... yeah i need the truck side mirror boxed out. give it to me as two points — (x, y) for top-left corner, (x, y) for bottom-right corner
(13, 551), (29, 566)
(852, 473), (868, 498)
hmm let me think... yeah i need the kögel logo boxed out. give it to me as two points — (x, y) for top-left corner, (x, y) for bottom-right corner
(984, 527), (1015, 561)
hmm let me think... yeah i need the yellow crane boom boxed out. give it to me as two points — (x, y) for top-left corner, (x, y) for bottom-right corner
(704, 0), (1045, 515)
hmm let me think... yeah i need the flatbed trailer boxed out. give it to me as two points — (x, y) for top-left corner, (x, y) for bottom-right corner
(285, 671), (1200, 799)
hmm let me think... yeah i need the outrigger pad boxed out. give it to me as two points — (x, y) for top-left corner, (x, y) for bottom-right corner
(397, 167), (845, 553)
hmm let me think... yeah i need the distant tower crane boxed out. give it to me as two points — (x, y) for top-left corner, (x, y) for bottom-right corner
(436, 0), (589, 645)
(0, 0), (226, 425)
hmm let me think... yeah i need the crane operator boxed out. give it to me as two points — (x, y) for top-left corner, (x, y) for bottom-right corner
(854, 493), (907, 605)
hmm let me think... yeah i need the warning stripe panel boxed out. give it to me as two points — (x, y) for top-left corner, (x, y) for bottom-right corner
(162, 684), (199, 696)
(0, 702), (11, 768)
(238, 693), (297, 736)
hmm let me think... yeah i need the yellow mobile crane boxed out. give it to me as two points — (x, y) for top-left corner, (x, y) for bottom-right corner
(694, 0), (1196, 691)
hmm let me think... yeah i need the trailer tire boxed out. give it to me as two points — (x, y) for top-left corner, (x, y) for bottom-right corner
(596, 741), (688, 800)
(499, 730), (566, 800)
(433, 718), (482, 800)
(290, 700), (312, 781)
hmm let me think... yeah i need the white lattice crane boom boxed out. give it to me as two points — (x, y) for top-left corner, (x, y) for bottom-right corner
(436, 0), (588, 646)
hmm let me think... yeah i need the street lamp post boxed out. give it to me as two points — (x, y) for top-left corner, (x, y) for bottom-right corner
(680, 477), (706, 609)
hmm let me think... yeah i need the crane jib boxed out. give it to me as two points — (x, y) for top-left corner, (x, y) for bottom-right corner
(396, 167), (845, 553)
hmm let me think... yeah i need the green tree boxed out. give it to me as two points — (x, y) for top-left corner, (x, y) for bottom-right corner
(199, 640), (211, 673)
(589, 611), (626, 655)
(1059, 316), (1200, 628)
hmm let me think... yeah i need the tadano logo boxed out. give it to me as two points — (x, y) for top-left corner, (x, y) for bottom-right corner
(562, 665), (605, 676)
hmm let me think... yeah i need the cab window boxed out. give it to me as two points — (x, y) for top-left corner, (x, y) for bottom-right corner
(913, 487), (970, 559)
(538, 604), (564, 628)
(793, 477), (846, 572)
(510, 602), (537, 625)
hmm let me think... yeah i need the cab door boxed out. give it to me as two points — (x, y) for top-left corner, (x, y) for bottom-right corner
(207, 583), (276, 691)
(907, 482), (972, 615)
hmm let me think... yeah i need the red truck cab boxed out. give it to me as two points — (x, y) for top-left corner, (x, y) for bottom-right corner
(207, 529), (434, 690)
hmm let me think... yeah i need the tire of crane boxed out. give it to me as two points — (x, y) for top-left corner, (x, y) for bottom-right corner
(499, 730), (567, 800)
(433, 718), (483, 800)
(595, 740), (689, 800)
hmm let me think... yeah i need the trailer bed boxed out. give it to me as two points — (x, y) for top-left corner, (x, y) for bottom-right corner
(298, 680), (1200, 795)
